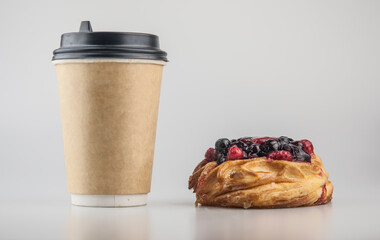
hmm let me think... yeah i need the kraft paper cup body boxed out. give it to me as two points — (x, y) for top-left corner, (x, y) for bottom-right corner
(54, 59), (165, 207)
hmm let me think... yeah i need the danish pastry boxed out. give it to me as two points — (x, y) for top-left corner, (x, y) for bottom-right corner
(188, 136), (333, 208)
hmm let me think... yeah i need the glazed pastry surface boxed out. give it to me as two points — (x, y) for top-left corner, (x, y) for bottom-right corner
(189, 154), (333, 208)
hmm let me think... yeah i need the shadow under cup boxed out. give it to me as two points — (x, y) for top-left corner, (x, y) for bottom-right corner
(52, 21), (168, 207)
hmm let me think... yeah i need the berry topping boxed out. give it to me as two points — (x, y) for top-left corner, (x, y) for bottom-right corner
(268, 150), (293, 161)
(205, 148), (216, 161)
(227, 146), (244, 160)
(300, 139), (314, 154)
(205, 136), (314, 164)
(251, 137), (273, 144)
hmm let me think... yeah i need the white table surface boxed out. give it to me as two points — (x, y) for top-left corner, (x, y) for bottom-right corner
(1, 194), (379, 240)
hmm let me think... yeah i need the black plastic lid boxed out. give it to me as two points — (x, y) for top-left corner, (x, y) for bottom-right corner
(52, 21), (168, 61)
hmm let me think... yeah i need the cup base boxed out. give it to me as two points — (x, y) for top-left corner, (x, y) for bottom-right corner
(71, 194), (147, 207)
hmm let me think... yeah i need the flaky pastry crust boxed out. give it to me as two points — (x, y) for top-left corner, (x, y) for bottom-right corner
(188, 155), (333, 208)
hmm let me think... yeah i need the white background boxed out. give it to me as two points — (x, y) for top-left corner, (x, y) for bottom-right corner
(1, 0), (379, 239)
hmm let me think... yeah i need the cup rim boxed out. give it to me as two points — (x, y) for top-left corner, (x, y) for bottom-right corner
(52, 58), (166, 66)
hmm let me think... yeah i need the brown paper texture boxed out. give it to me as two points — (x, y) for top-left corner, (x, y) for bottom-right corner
(56, 62), (163, 195)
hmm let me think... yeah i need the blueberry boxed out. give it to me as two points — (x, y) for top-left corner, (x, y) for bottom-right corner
(290, 145), (311, 162)
(216, 153), (227, 164)
(282, 144), (292, 152)
(298, 150), (311, 162)
(235, 141), (249, 152)
(248, 144), (260, 154)
(277, 136), (294, 145)
(215, 138), (230, 154)
(258, 151), (266, 157)
(259, 139), (280, 156)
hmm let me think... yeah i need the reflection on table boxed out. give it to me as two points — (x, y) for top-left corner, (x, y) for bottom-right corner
(67, 205), (150, 240)
(195, 203), (333, 240)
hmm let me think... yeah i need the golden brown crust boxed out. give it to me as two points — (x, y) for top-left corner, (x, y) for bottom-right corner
(188, 155), (333, 208)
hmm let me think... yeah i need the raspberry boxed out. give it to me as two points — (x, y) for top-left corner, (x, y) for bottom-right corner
(252, 137), (273, 144)
(205, 148), (216, 161)
(227, 146), (244, 160)
(268, 150), (293, 161)
(300, 139), (314, 154)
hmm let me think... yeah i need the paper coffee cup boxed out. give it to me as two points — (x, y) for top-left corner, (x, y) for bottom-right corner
(52, 21), (168, 207)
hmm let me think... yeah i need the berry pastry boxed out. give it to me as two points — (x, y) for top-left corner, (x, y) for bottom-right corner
(188, 136), (333, 208)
